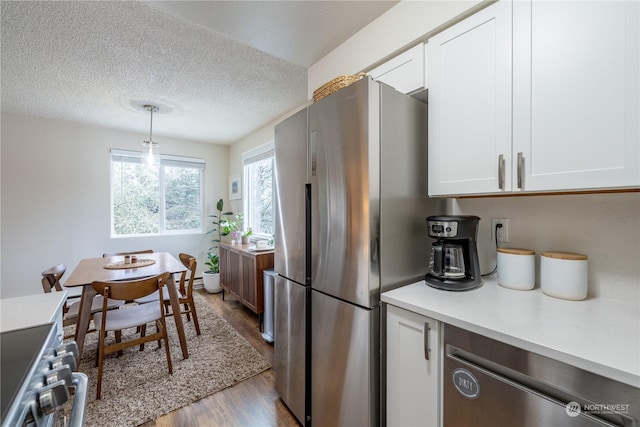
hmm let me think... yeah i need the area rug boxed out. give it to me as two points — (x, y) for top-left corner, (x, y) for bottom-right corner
(60, 293), (271, 427)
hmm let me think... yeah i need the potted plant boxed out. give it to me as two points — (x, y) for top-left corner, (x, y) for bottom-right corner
(202, 252), (221, 293)
(203, 199), (233, 293)
(241, 228), (253, 244)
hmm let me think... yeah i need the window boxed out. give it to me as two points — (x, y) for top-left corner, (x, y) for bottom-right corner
(110, 149), (204, 237)
(242, 143), (274, 238)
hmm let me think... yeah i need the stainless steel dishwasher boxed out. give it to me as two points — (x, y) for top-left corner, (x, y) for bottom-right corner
(444, 324), (639, 427)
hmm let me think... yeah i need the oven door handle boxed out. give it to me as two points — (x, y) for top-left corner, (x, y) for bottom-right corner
(68, 372), (88, 427)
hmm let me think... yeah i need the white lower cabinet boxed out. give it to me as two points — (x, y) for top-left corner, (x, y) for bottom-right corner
(386, 304), (440, 427)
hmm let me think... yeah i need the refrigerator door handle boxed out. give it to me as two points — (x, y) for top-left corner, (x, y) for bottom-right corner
(310, 130), (317, 176)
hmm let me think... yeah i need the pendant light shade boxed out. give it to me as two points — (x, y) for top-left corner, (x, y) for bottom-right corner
(142, 104), (159, 165)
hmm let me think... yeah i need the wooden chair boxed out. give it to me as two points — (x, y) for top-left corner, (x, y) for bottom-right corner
(41, 264), (123, 336)
(135, 253), (201, 335)
(102, 249), (154, 257)
(91, 272), (173, 399)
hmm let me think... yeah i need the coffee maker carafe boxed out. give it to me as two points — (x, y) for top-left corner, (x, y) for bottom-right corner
(425, 215), (481, 291)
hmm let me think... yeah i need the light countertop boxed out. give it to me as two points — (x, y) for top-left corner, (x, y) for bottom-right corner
(381, 279), (640, 388)
(1, 291), (67, 332)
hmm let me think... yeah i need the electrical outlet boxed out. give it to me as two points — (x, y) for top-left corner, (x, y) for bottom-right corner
(491, 218), (509, 242)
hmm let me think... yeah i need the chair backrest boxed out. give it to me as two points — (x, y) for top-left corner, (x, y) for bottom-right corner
(102, 249), (154, 257)
(92, 272), (170, 301)
(178, 253), (197, 297)
(41, 264), (66, 293)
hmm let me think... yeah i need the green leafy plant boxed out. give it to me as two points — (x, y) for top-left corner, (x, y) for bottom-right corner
(205, 252), (220, 274)
(207, 198), (234, 254)
(242, 228), (253, 237)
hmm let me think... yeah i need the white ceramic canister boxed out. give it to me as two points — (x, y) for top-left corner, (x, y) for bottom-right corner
(497, 248), (535, 290)
(540, 252), (588, 300)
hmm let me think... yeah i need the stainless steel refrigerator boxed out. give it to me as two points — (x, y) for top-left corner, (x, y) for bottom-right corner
(274, 77), (442, 426)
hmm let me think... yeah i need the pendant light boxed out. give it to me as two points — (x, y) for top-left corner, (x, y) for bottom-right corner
(142, 104), (159, 165)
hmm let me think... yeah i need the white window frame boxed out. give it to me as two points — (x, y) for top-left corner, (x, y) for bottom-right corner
(110, 149), (205, 238)
(242, 142), (275, 240)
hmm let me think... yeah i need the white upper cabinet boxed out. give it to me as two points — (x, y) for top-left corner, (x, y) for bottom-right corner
(428, 1), (513, 196)
(513, 1), (639, 192)
(428, 0), (639, 196)
(370, 43), (426, 94)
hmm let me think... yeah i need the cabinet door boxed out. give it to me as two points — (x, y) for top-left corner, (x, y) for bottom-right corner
(428, 1), (512, 196)
(228, 249), (242, 298)
(219, 246), (230, 293)
(370, 43), (426, 94)
(241, 253), (257, 312)
(386, 304), (440, 427)
(513, 1), (639, 191)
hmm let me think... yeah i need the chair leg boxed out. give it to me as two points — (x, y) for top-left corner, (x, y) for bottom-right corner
(115, 330), (123, 357)
(189, 299), (201, 335)
(156, 321), (162, 349)
(184, 303), (191, 321)
(159, 320), (173, 375)
(139, 324), (147, 351)
(95, 330), (105, 368)
(96, 331), (105, 400)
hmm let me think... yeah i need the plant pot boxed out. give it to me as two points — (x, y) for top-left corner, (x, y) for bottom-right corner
(241, 235), (251, 244)
(202, 271), (221, 293)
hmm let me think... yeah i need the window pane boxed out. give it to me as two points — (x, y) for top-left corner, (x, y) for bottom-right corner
(246, 157), (274, 236)
(164, 166), (201, 231)
(112, 161), (160, 235)
(111, 151), (204, 237)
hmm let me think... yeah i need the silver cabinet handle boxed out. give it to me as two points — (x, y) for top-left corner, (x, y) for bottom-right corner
(498, 155), (505, 190)
(517, 152), (524, 189)
(423, 322), (431, 360)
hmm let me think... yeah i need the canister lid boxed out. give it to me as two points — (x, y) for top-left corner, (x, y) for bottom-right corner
(541, 251), (587, 260)
(497, 248), (535, 255)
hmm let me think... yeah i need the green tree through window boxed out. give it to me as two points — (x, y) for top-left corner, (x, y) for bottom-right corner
(243, 144), (274, 237)
(111, 150), (204, 236)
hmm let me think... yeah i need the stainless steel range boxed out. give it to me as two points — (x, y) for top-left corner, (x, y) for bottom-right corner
(1, 323), (88, 427)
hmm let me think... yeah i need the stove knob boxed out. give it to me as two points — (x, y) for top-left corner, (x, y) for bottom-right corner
(56, 342), (79, 361)
(46, 365), (73, 387)
(38, 380), (69, 415)
(50, 352), (76, 371)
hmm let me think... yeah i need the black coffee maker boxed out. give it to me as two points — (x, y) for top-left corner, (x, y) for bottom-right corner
(425, 215), (481, 291)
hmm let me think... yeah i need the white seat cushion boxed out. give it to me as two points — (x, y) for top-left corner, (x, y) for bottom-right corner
(93, 303), (163, 332)
(65, 295), (124, 319)
(134, 286), (183, 304)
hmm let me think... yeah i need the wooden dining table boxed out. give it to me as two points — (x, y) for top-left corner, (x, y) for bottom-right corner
(64, 251), (189, 360)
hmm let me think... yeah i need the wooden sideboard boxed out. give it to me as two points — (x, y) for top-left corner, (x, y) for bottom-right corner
(219, 242), (274, 327)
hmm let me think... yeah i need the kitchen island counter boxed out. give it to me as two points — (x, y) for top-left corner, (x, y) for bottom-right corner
(382, 279), (639, 388)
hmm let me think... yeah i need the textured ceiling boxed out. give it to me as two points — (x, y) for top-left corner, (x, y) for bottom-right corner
(1, 1), (397, 144)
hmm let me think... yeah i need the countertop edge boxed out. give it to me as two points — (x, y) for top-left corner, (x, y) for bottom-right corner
(382, 281), (640, 389)
(0, 291), (67, 332)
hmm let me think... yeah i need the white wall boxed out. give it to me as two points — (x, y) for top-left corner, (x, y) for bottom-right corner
(452, 193), (640, 303)
(0, 113), (228, 298)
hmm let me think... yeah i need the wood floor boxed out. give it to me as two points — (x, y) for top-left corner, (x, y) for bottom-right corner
(141, 289), (300, 427)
